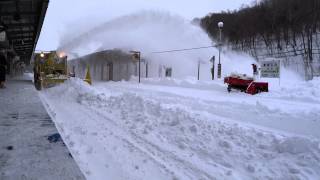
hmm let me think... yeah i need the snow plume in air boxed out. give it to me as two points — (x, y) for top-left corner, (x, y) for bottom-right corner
(58, 10), (255, 79)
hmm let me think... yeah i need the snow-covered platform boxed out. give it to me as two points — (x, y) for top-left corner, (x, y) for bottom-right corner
(0, 79), (85, 180)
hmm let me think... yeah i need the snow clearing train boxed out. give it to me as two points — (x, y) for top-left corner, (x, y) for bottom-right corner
(33, 51), (69, 90)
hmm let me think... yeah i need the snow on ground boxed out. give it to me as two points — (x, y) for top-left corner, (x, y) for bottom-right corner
(40, 77), (320, 180)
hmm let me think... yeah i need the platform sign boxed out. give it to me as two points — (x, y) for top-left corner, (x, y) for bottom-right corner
(260, 60), (280, 78)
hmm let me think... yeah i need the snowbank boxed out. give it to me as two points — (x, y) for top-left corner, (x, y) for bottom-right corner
(129, 76), (226, 91)
(262, 77), (320, 103)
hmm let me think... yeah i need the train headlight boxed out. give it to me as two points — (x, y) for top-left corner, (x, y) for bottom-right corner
(59, 52), (65, 58)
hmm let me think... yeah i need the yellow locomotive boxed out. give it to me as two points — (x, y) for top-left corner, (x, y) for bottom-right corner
(33, 51), (68, 90)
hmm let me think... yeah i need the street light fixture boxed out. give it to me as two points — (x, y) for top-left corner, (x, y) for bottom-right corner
(218, 21), (223, 79)
(218, 22), (224, 29)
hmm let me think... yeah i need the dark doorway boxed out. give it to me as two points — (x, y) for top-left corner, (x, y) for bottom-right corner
(107, 62), (113, 81)
(102, 62), (113, 81)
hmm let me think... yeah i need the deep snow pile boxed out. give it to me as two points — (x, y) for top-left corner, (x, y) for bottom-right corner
(261, 77), (320, 103)
(40, 78), (320, 180)
(111, 77), (320, 138)
(129, 76), (227, 91)
(132, 75), (320, 104)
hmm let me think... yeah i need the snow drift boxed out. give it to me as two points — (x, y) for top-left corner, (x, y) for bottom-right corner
(40, 78), (320, 180)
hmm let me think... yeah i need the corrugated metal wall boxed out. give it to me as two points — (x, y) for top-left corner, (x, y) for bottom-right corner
(68, 50), (137, 81)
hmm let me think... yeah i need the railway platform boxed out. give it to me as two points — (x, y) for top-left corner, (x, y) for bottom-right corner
(0, 76), (84, 180)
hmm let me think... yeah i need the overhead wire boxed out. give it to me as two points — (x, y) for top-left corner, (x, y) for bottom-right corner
(151, 45), (218, 54)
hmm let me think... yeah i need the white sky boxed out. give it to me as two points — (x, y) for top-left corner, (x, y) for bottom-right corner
(36, 0), (254, 50)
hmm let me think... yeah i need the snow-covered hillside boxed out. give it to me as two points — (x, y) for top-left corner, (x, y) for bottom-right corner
(39, 78), (320, 180)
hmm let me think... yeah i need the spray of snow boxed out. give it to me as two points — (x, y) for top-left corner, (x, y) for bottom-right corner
(58, 10), (256, 79)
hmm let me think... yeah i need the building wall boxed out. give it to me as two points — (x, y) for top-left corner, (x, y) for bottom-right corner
(68, 50), (137, 82)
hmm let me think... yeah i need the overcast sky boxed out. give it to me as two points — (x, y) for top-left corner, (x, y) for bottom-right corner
(36, 0), (254, 51)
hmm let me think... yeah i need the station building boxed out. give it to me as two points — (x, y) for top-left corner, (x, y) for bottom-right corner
(68, 50), (140, 82)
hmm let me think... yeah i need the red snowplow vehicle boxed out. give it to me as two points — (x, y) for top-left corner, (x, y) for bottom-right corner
(224, 74), (268, 95)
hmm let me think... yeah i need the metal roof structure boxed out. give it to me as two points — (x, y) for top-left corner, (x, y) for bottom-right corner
(0, 0), (49, 64)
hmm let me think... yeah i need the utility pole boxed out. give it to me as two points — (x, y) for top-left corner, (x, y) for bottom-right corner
(197, 60), (200, 80)
(146, 61), (148, 78)
(218, 22), (223, 79)
(130, 51), (141, 83)
(210, 56), (215, 80)
(197, 59), (205, 81)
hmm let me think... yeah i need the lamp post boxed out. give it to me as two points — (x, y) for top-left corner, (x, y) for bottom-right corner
(217, 21), (223, 79)
(145, 60), (148, 78)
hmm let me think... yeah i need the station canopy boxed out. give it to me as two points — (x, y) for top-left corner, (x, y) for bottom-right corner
(0, 0), (48, 64)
